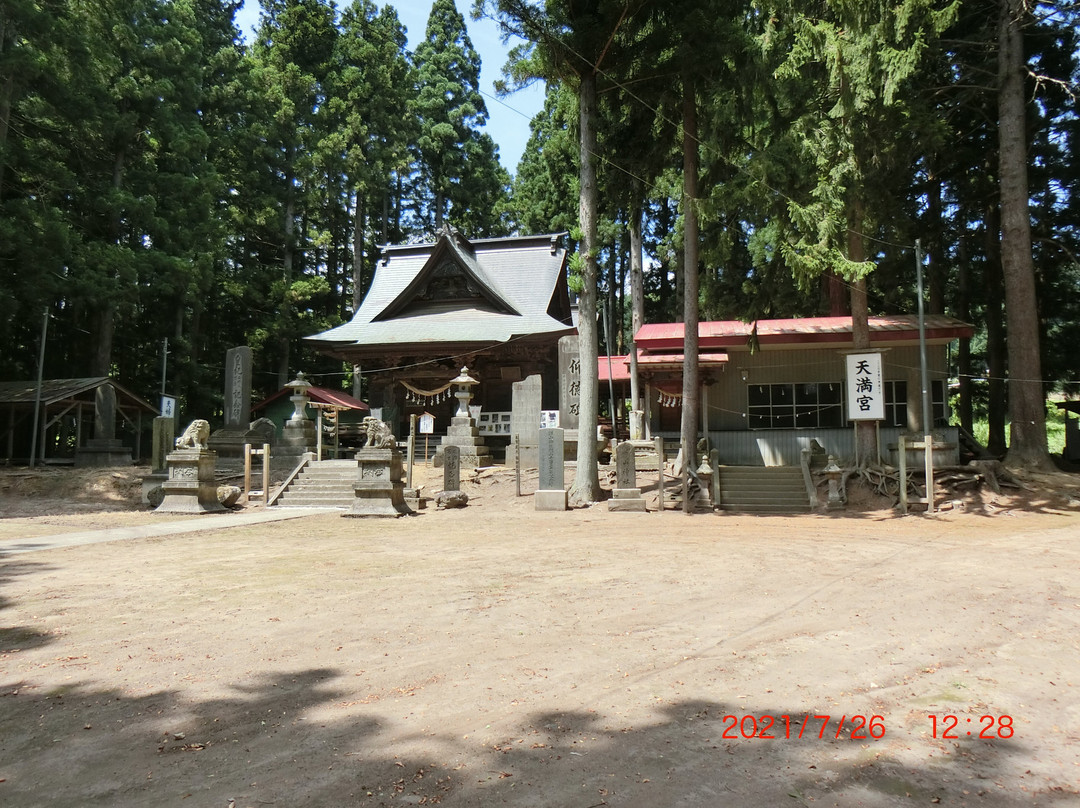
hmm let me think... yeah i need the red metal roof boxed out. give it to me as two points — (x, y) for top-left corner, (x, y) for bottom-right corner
(636, 315), (974, 351)
(598, 355), (631, 383)
(597, 352), (728, 383)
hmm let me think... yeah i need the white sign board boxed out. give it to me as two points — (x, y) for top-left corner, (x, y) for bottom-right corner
(419, 413), (435, 434)
(540, 410), (559, 429)
(160, 395), (176, 418)
(846, 353), (885, 421)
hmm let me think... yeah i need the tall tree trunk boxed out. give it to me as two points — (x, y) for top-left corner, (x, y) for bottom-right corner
(352, 190), (365, 315)
(568, 70), (600, 505)
(279, 161), (296, 388)
(927, 168), (946, 315)
(680, 84), (700, 512)
(824, 271), (849, 316)
(628, 196), (645, 415)
(997, 0), (1050, 467)
(984, 207), (1008, 456)
(956, 232), (973, 435)
(0, 13), (12, 202)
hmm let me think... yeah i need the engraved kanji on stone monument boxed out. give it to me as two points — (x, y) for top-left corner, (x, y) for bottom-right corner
(558, 335), (581, 430)
(225, 346), (253, 429)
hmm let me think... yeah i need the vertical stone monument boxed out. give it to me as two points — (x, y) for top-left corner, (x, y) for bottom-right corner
(534, 427), (568, 511)
(344, 417), (412, 517)
(155, 419), (226, 514)
(443, 445), (461, 492)
(75, 383), (133, 467)
(608, 441), (647, 512)
(433, 444), (469, 508)
(433, 367), (492, 468)
(558, 336), (581, 432)
(510, 374), (542, 469)
(209, 346), (263, 456)
(140, 416), (175, 504)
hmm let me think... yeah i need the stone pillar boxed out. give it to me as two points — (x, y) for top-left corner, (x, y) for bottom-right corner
(209, 346), (262, 457)
(534, 428), (568, 511)
(510, 374), (542, 469)
(154, 448), (226, 514)
(344, 447), (412, 518)
(442, 445), (461, 492)
(141, 416), (176, 505)
(75, 383), (132, 467)
(608, 441), (647, 512)
(558, 335), (582, 432)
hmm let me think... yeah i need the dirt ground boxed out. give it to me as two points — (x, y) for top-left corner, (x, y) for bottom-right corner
(1, 463), (1079, 807)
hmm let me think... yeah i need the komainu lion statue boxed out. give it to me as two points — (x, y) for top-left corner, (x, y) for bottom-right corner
(175, 419), (211, 450)
(361, 416), (396, 449)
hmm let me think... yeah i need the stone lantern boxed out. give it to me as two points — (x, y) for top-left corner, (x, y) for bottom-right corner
(823, 455), (845, 510)
(450, 366), (479, 419)
(280, 371), (317, 456)
(286, 372), (313, 422)
(434, 366), (491, 469)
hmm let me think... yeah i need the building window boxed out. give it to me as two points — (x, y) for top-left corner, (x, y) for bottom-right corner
(884, 380), (948, 428)
(748, 382), (843, 429)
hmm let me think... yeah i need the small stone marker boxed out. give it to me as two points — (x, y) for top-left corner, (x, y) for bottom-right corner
(443, 445), (461, 492)
(535, 427), (567, 511)
(608, 441), (647, 512)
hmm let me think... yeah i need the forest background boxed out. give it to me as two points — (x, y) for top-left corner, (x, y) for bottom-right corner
(0, 0), (1076, 464)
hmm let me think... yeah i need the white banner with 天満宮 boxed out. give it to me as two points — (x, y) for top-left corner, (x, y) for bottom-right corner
(846, 352), (884, 421)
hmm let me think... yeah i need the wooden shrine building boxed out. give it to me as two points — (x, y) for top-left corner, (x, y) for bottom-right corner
(305, 228), (576, 440)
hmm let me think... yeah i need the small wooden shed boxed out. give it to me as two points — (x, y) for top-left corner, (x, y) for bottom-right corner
(0, 377), (157, 465)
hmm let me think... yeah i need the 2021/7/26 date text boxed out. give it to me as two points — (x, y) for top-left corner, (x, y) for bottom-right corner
(718, 714), (886, 740)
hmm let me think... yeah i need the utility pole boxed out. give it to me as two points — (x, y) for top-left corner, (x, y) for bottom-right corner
(29, 308), (49, 468)
(160, 338), (169, 396)
(915, 240), (932, 433)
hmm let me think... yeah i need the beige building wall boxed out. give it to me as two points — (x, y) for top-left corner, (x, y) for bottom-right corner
(706, 344), (951, 432)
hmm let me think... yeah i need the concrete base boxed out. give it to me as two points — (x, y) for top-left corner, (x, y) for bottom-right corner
(141, 472), (168, 505)
(608, 488), (647, 512)
(433, 416), (492, 468)
(403, 488), (426, 511)
(344, 448), (413, 518)
(534, 488), (568, 512)
(155, 449), (226, 514)
(75, 438), (132, 467)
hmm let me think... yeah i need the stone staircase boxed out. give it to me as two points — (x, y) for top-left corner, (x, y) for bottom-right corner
(274, 459), (357, 508)
(717, 466), (811, 514)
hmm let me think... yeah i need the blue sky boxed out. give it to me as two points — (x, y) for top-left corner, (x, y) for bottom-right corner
(235, 1), (545, 173)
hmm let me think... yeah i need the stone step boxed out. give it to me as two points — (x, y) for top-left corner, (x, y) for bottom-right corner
(717, 466), (810, 514)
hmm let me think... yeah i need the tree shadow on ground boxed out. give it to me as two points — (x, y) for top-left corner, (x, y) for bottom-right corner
(1, 674), (1073, 808)
(0, 558), (55, 652)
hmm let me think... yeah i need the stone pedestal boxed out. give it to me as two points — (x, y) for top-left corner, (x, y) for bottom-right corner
(76, 437), (133, 467)
(154, 449), (226, 514)
(344, 448), (412, 518)
(608, 442), (646, 512)
(76, 383), (132, 466)
(433, 416), (492, 468)
(279, 418), (317, 457)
